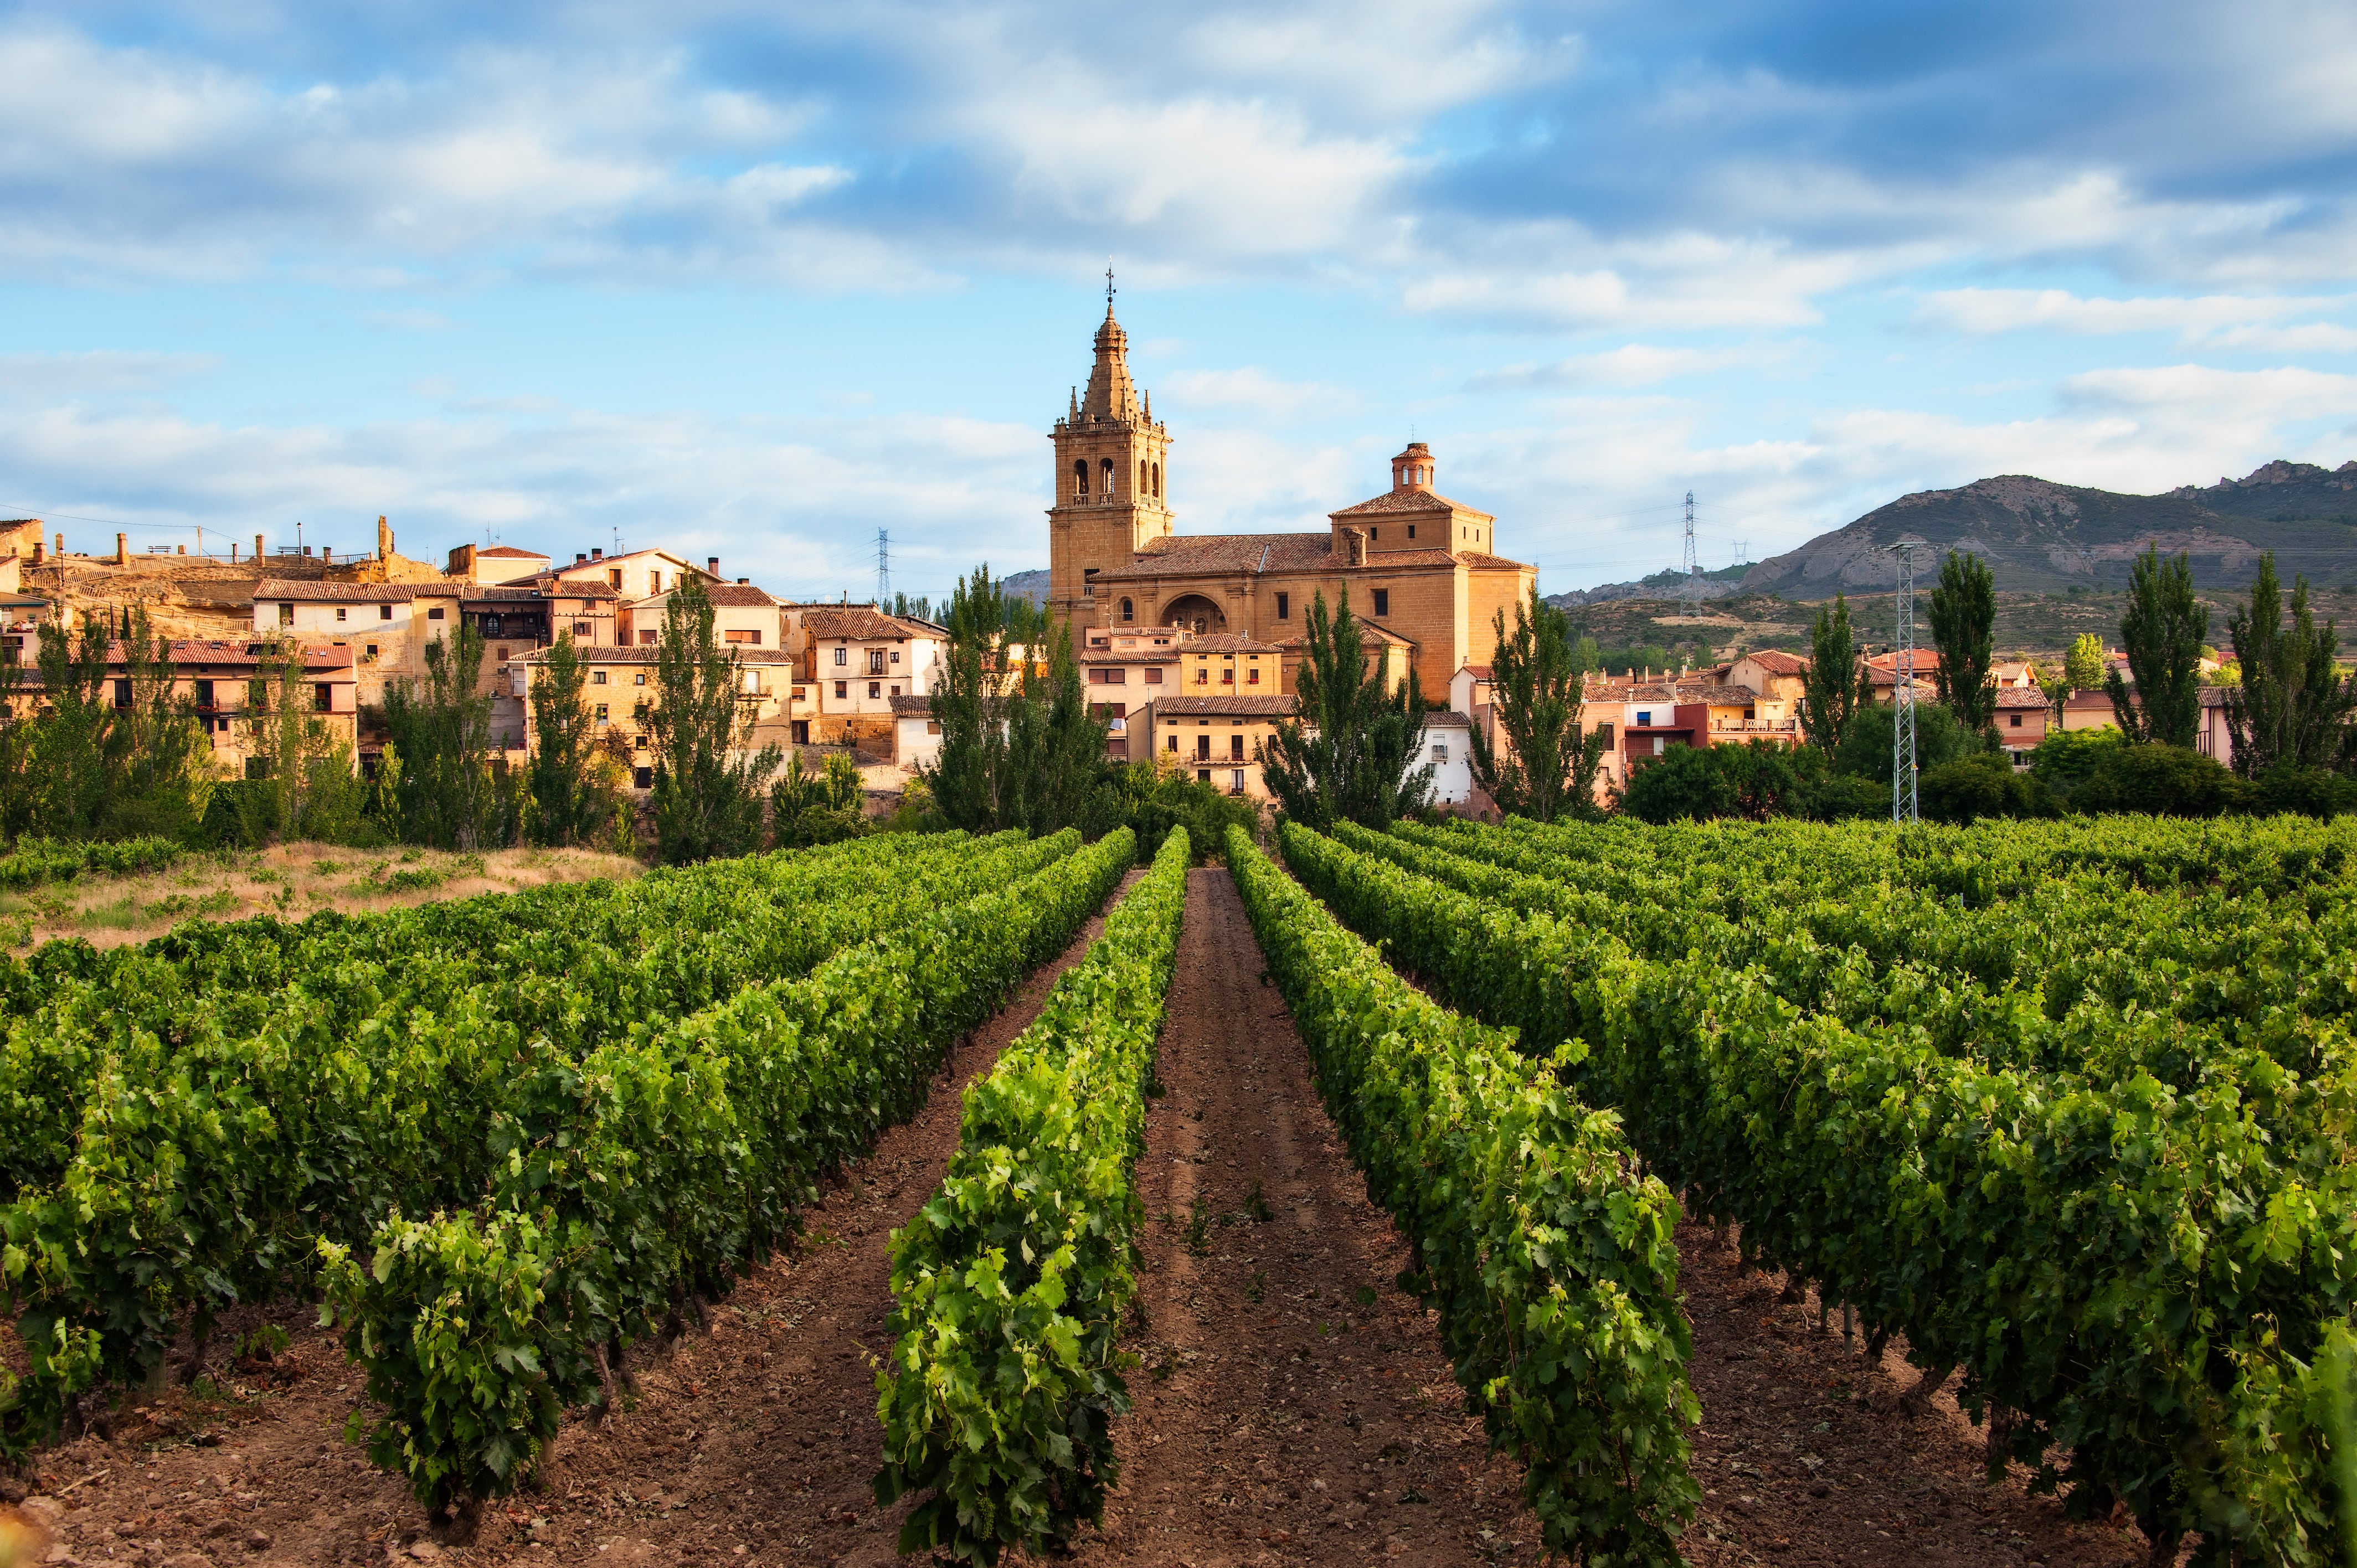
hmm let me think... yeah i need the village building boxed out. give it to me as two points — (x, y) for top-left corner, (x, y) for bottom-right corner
(1043, 300), (1536, 698)
(1144, 693), (1296, 798)
(446, 544), (553, 586)
(549, 547), (714, 604)
(1, 637), (357, 773)
(624, 581), (783, 648)
(781, 604), (949, 749)
(514, 642), (797, 792)
(1080, 625), (1190, 761)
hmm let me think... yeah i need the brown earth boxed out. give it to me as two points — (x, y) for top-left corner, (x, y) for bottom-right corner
(10, 868), (2162, 1568)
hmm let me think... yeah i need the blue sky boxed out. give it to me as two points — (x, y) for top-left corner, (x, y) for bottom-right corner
(3, 0), (2354, 602)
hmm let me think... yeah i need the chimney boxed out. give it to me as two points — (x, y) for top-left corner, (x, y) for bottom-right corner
(30, 540), (42, 564)
(576, 553), (587, 564)
(115, 532), (127, 565)
(736, 577), (749, 585)
(707, 556), (719, 576)
(177, 544), (187, 555)
(228, 544), (235, 563)
(592, 547), (603, 560)
(254, 534), (264, 561)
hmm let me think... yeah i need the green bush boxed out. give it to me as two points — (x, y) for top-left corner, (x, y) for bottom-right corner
(1620, 740), (1816, 824)
(2071, 742), (2246, 817)
(2027, 726), (2124, 792)
(1834, 701), (1975, 783)
(1921, 752), (2056, 824)
(2254, 762), (2357, 818)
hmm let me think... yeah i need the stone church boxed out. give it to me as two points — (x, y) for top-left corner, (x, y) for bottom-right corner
(1046, 301), (1536, 698)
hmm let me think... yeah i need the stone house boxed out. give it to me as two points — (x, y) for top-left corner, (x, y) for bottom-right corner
(1144, 693), (1295, 798)
(622, 581), (783, 649)
(515, 642), (796, 792)
(549, 547), (714, 604)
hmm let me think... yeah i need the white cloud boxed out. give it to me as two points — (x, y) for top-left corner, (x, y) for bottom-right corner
(1159, 367), (1357, 418)
(1468, 341), (1807, 390)
(0, 350), (219, 397)
(1912, 287), (2357, 351)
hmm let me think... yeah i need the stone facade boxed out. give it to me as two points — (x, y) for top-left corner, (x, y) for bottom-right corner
(1046, 307), (1537, 699)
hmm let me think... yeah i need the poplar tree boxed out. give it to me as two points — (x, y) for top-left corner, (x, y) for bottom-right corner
(1468, 586), (1605, 822)
(2064, 633), (2106, 692)
(923, 568), (1107, 835)
(384, 619), (503, 849)
(1258, 589), (1434, 829)
(1927, 550), (1997, 737)
(2223, 551), (2355, 776)
(525, 631), (614, 846)
(646, 576), (781, 863)
(1798, 594), (1871, 752)
(2107, 546), (2206, 747)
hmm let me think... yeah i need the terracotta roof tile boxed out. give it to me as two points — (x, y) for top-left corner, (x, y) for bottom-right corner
(522, 644), (795, 665)
(1151, 694), (1298, 719)
(1331, 488), (1495, 521)
(797, 606), (911, 641)
(1741, 649), (1809, 676)
(1995, 686), (2052, 709)
(890, 693), (936, 716)
(1177, 633), (1282, 654)
(253, 578), (461, 602)
(1424, 710), (1474, 729)
(1081, 649), (1179, 664)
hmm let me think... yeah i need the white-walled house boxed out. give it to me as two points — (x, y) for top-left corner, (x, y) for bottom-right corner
(1422, 711), (1476, 804)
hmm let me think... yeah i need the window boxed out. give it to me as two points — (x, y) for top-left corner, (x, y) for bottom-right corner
(890, 649), (899, 663)
(1636, 710), (1651, 727)
(1372, 589), (1389, 617)
(426, 607), (445, 621)
(1145, 667), (1162, 684)
(1228, 734), (1244, 761)
(634, 766), (652, 790)
(833, 647), (847, 666)
(723, 628), (761, 645)
(927, 721), (941, 735)
(1231, 768), (1246, 796)
(1195, 735), (1211, 760)
(1095, 667), (1126, 684)
(572, 620), (590, 636)
(1120, 597), (1134, 623)
(594, 703), (609, 722)
(1596, 722), (1614, 748)
(640, 631), (658, 646)
(890, 684), (899, 696)
(1277, 592), (1289, 620)
(1221, 666), (1234, 685)
(1165, 735), (1177, 752)
(650, 572), (662, 594)
(1431, 743), (1449, 764)
(868, 681), (881, 698)
(1653, 736), (1666, 756)
(194, 679), (214, 709)
(496, 647), (509, 663)
(1247, 666), (1260, 685)
(277, 602), (294, 626)
(1407, 525), (1416, 540)
(1139, 458), (1147, 494)
(382, 605), (395, 621)
(1370, 528), (1378, 541)
(1197, 768), (1210, 784)
(2009, 713), (2024, 728)
(633, 734), (646, 750)
(335, 607), (347, 622)
(608, 569), (623, 589)
(868, 650), (886, 674)
(1194, 667), (1208, 685)
(835, 680), (847, 699)
(1152, 462), (1161, 498)
(635, 673), (646, 686)
(1073, 458), (1088, 499)
(593, 670), (608, 684)
(315, 683), (333, 712)
(1101, 457), (1115, 496)
(112, 678), (131, 709)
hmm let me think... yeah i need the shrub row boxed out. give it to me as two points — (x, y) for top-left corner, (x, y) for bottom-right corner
(0, 831), (1068, 1450)
(874, 827), (1191, 1564)
(0, 835), (184, 892)
(1284, 819), (2356, 1564)
(318, 827), (1139, 1512)
(1249, 824), (1700, 1564)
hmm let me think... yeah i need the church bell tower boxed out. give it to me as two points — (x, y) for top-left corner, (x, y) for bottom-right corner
(1048, 281), (1172, 640)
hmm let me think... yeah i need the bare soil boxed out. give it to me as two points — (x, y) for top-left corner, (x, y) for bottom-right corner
(8, 866), (2162, 1568)
(4, 842), (642, 952)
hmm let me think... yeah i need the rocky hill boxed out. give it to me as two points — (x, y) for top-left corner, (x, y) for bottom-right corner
(1736, 460), (2357, 596)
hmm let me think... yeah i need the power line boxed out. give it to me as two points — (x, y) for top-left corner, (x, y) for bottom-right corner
(1890, 537), (1924, 826)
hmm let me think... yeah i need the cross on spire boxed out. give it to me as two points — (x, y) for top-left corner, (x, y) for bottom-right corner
(1105, 264), (1115, 312)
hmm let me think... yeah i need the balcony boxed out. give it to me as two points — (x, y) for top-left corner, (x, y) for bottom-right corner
(1709, 718), (1798, 735)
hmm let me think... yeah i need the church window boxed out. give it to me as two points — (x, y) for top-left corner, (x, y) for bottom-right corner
(1152, 462), (1161, 498)
(1139, 458), (1147, 494)
(1102, 457), (1116, 496)
(1120, 597), (1134, 623)
(1407, 525), (1416, 540)
(1074, 460), (1089, 498)
(1373, 589), (1390, 617)
(1276, 592), (1289, 620)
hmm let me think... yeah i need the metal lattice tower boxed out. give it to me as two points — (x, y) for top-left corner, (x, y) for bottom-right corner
(1681, 490), (1700, 611)
(1890, 537), (1924, 823)
(875, 528), (891, 606)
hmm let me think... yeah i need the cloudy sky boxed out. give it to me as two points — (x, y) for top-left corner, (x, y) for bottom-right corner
(4, 0), (2355, 600)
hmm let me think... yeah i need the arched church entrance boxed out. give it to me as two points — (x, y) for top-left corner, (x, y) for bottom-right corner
(1161, 594), (1226, 636)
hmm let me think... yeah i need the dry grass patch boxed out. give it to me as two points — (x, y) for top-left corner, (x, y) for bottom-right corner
(0, 841), (645, 951)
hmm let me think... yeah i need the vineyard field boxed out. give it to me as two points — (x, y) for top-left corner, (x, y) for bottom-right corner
(0, 814), (2330, 1568)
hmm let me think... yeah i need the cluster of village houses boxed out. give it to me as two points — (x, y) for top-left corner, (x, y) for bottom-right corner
(0, 300), (2250, 811)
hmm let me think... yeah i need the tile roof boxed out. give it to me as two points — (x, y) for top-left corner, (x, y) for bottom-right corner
(1177, 633), (1282, 654)
(889, 693), (936, 717)
(521, 643), (795, 665)
(253, 578), (462, 602)
(462, 586), (548, 602)
(1081, 649), (1180, 664)
(797, 606), (912, 641)
(476, 545), (548, 559)
(1995, 686), (2052, 709)
(1330, 488), (1495, 522)
(666, 582), (780, 608)
(1455, 551), (1531, 570)
(1457, 663), (1493, 679)
(496, 572), (620, 598)
(1424, 710), (1474, 729)
(1274, 623), (1418, 651)
(1741, 648), (1810, 676)
(1151, 694), (1298, 719)
(1099, 533), (1336, 580)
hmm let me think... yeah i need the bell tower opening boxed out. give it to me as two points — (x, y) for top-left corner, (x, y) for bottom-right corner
(1046, 284), (1175, 649)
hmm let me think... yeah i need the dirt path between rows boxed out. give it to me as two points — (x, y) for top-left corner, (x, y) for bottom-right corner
(13, 870), (1143, 1568)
